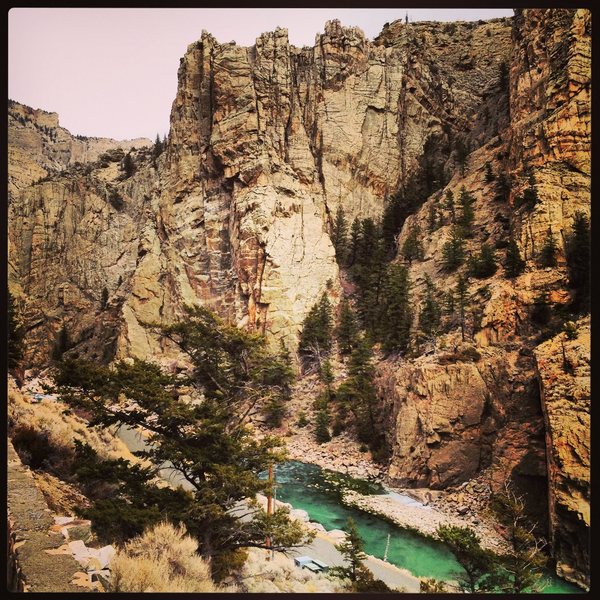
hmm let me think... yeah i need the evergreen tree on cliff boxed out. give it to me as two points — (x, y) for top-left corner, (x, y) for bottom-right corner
(298, 292), (333, 369)
(566, 211), (590, 313)
(401, 224), (424, 264)
(335, 298), (359, 355)
(53, 307), (311, 578)
(504, 237), (525, 278)
(457, 186), (476, 238)
(347, 218), (361, 267)
(330, 205), (348, 264)
(336, 336), (385, 457)
(538, 228), (558, 268)
(418, 275), (442, 339)
(441, 227), (465, 272)
(351, 219), (388, 336)
(381, 263), (412, 355)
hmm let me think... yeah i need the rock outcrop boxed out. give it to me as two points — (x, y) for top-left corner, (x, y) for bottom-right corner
(534, 317), (590, 590)
(8, 100), (151, 197)
(8, 8), (590, 588)
(377, 8), (589, 587)
(9, 17), (513, 363)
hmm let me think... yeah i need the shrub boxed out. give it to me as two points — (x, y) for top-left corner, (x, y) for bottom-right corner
(564, 321), (578, 340)
(296, 411), (309, 428)
(109, 522), (222, 593)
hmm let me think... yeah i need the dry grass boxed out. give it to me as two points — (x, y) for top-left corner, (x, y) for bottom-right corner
(8, 380), (138, 472)
(31, 470), (91, 514)
(109, 522), (233, 593)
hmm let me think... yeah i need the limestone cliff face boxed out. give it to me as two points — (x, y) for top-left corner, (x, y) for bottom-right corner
(8, 10), (590, 586)
(9, 17), (511, 363)
(380, 8), (589, 587)
(534, 317), (590, 590)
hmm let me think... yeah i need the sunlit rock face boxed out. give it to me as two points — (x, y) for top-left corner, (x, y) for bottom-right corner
(9, 16), (513, 362)
(376, 9), (589, 589)
(8, 10), (590, 588)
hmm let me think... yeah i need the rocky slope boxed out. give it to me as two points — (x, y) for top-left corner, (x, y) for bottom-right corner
(8, 8), (590, 589)
(381, 8), (590, 588)
(9, 17), (512, 363)
(8, 100), (151, 197)
(534, 316), (590, 589)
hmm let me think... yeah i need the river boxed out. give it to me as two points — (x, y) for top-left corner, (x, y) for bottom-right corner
(116, 426), (579, 593)
(266, 461), (581, 594)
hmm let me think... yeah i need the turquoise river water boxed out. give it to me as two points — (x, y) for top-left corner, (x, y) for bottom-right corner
(266, 461), (580, 594)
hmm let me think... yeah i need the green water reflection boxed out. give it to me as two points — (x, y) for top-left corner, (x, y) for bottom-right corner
(265, 461), (580, 594)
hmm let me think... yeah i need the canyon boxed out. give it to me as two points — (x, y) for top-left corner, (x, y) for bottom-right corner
(8, 8), (590, 589)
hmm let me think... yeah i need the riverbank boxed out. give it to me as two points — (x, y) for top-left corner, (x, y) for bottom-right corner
(254, 493), (422, 592)
(274, 390), (509, 555)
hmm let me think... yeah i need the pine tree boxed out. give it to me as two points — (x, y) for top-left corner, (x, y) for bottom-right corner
(566, 211), (590, 312)
(418, 275), (441, 338)
(152, 134), (163, 160)
(468, 244), (497, 279)
(336, 336), (385, 455)
(538, 228), (558, 268)
(334, 518), (367, 582)
(298, 293), (333, 368)
(490, 482), (548, 593)
(428, 203), (440, 232)
(441, 226), (466, 272)
(263, 341), (294, 428)
(331, 205), (348, 264)
(381, 263), (412, 355)
(437, 525), (497, 592)
(122, 153), (135, 178)
(401, 224), (424, 264)
(347, 218), (361, 267)
(495, 173), (511, 202)
(381, 193), (402, 252)
(335, 298), (359, 355)
(315, 408), (331, 444)
(457, 186), (476, 237)
(53, 307), (312, 567)
(352, 220), (388, 337)
(504, 237), (525, 278)
(484, 161), (495, 183)
(444, 189), (456, 224)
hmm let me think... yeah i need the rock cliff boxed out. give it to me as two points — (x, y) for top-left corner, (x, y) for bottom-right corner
(534, 316), (590, 590)
(9, 17), (512, 362)
(8, 8), (590, 588)
(380, 8), (589, 588)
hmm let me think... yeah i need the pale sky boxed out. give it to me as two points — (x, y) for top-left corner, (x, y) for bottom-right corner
(8, 8), (514, 140)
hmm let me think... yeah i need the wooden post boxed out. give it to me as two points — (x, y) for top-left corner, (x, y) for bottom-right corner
(265, 463), (273, 555)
